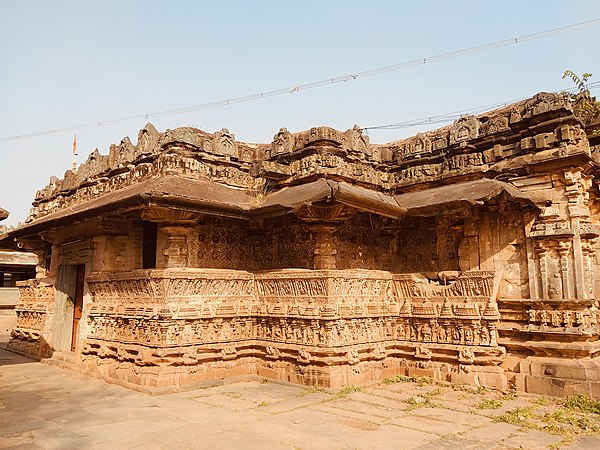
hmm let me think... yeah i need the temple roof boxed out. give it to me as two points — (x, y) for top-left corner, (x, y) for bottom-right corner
(8, 91), (589, 241)
(11, 176), (406, 236)
(394, 179), (534, 216)
(11, 176), (254, 233)
(10, 175), (536, 239)
(256, 179), (405, 219)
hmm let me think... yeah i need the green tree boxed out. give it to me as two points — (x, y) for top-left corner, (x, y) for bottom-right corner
(562, 70), (600, 133)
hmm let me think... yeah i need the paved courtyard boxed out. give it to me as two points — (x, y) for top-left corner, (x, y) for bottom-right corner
(1, 341), (599, 449)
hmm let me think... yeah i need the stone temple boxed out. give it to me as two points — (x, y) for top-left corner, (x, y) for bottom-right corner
(5, 92), (600, 397)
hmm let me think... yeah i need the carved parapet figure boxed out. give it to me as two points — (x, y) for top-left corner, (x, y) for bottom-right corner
(8, 279), (55, 357)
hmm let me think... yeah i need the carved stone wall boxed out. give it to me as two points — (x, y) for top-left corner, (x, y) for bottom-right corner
(394, 216), (462, 274)
(336, 213), (393, 271)
(9, 279), (55, 357)
(196, 217), (253, 270)
(193, 216), (315, 271)
(75, 268), (503, 389)
(259, 216), (314, 270)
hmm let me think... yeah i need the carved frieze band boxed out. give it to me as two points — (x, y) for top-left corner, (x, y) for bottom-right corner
(79, 268), (501, 371)
(11, 279), (54, 343)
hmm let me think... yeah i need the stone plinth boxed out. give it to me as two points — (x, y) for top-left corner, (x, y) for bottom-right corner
(73, 268), (505, 390)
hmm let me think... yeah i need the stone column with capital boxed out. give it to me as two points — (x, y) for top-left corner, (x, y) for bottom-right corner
(311, 224), (338, 270)
(159, 225), (196, 268)
(296, 203), (354, 271)
(142, 207), (201, 269)
(534, 242), (550, 300)
(557, 240), (572, 299)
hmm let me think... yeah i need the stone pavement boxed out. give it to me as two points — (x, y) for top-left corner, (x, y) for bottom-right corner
(1, 346), (599, 450)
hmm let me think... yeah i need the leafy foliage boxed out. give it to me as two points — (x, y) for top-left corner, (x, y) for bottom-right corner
(562, 70), (600, 131)
(563, 394), (600, 415)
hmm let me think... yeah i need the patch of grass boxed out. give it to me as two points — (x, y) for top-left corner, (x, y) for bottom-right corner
(260, 378), (268, 384)
(493, 406), (537, 428)
(336, 385), (364, 397)
(257, 401), (269, 407)
(533, 396), (555, 406)
(223, 392), (242, 399)
(544, 408), (600, 433)
(501, 383), (518, 400)
(476, 398), (503, 410)
(404, 395), (437, 410)
(296, 386), (328, 397)
(383, 375), (433, 386)
(494, 403), (600, 441)
(548, 436), (576, 450)
(563, 395), (600, 415)
(450, 382), (485, 395)
(423, 388), (443, 399)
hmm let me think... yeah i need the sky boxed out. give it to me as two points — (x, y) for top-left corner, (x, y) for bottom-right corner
(1, 0), (600, 226)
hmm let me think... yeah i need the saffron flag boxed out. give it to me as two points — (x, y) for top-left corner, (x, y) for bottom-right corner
(72, 134), (78, 172)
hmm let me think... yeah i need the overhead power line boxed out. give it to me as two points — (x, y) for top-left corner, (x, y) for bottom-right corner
(1, 18), (600, 143)
(363, 81), (600, 131)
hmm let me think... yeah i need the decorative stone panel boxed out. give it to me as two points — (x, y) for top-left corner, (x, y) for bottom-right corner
(76, 268), (503, 389)
(9, 279), (55, 357)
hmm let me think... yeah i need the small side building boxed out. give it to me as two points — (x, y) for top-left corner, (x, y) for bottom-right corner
(0, 212), (37, 338)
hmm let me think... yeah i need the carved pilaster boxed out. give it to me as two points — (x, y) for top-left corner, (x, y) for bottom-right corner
(535, 241), (550, 299)
(311, 225), (337, 270)
(377, 233), (395, 271)
(557, 240), (572, 299)
(582, 239), (597, 299)
(161, 226), (192, 268)
(297, 203), (354, 271)
(563, 170), (593, 299)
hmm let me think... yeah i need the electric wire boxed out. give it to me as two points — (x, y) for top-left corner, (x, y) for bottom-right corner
(363, 81), (600, 132)
(1, 18), (599, 142)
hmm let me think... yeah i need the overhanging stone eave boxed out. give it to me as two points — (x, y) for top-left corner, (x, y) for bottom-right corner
(394, 178), (536, 217)
(144, 198), (249, 221)
(256, 178), (405, 220)
(13, 176), (255, 237)
(491, 150), (597, 176)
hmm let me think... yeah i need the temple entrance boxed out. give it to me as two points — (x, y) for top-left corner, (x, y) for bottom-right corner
(70, 264), (85, 352)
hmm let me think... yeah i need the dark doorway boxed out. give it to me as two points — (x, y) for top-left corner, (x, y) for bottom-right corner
(142, 221), (158, 269)
(70, 264), (85, 352)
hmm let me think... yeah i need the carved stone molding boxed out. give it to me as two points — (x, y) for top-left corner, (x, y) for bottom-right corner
(141, 207), (201, 224)
(296, 204), (354, 223)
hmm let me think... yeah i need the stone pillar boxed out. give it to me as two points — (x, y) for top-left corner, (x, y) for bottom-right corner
(141, 207), (201, 269)
(92, 235), (129, 272)
(557, 241), (572, 299)
(582, 240), (596, 299)
(160, 225), (192, 268)
(296, 203), (354, 271)
(32, 250), (48, 278)
(458, 217), (480, 272)
(311, 225), (337, 270)
(535, 242), (549, 300)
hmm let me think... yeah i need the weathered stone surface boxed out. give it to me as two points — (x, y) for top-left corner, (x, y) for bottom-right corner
(4, 349), (599, 450)
(6, 91), (600, 397)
